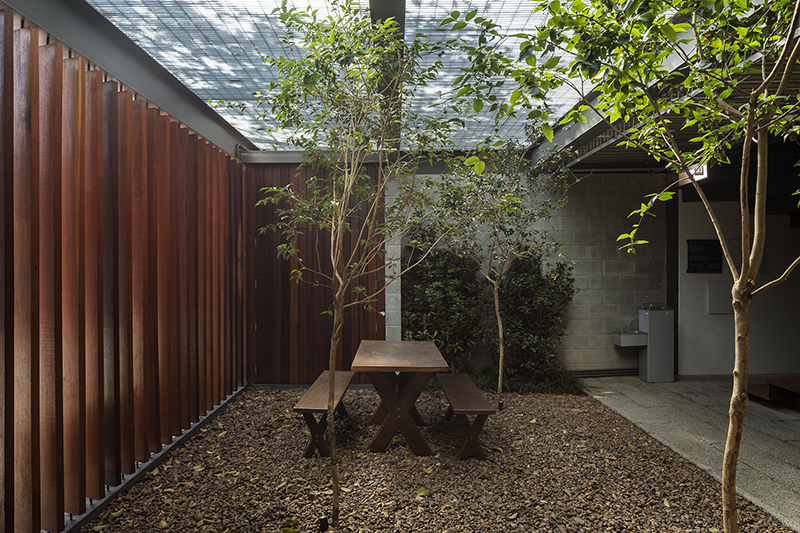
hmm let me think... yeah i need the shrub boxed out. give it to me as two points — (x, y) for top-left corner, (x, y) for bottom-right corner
(492, 250), (579, 394)
(401, 249), (489, 372)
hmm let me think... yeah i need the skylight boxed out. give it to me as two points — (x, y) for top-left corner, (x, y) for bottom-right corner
(84, 0), (578, 150)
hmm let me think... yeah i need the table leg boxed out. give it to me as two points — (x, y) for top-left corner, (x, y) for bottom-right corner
(368, 371), (434, 455)
(368, 373), (426, 426)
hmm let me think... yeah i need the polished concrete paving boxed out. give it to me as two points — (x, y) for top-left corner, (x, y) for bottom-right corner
(582, 376), (800, 532)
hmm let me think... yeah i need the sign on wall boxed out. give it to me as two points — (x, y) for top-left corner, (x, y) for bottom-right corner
(687, 239), (722, 273)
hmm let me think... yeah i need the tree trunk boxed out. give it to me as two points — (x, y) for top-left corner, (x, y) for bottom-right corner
(492, 280), (505, 408)
(722, 282), (752, 533)
(327, 292), (345, 526)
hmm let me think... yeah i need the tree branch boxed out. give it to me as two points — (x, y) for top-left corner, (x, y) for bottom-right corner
(752, 254), (800, 297)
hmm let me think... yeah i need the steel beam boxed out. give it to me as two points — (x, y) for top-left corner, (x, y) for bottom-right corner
(6, 0), (257, 157)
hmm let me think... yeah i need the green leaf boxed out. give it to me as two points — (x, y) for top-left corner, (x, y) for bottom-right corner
(465, 9), (478, 21)
(474, 160), (486, 174)
(473, 99), (484, 113)
(542, 123), (554, 142)
(544, 56), (561, 69)
(451, 21), (467, 31)
(661, 24), (677, 42)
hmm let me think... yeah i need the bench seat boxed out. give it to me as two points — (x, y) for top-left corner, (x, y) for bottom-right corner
(293, 370), (355, 458)
(437, 373), (495, 460)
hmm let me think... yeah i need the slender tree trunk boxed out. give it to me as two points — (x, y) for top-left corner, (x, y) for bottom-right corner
(492, 280), (505, 407)
(722, 282), (752, 533)
(327, 291), (345, 526)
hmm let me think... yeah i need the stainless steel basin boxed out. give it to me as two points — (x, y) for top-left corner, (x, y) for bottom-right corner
(613, 331), (648, 347)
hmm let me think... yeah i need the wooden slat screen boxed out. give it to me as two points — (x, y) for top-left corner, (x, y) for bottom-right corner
(1, 19), (250, 533)
(249, 163), (386, 384)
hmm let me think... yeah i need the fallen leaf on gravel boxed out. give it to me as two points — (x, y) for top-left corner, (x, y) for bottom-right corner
(423, 466), (434, 474)
(77, 388), (795, 533)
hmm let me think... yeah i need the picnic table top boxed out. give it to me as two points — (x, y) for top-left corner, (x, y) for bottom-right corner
(351, 340), (449, 373)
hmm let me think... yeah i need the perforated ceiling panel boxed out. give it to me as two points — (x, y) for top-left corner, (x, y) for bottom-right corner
(84, 0), (577, 149)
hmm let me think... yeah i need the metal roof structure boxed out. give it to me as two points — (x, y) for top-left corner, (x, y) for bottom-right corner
(74, 0), (578, 150)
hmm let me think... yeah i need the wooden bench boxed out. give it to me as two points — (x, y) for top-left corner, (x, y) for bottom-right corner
(293, 370), (355, 458)
(437, 373), (495, 460)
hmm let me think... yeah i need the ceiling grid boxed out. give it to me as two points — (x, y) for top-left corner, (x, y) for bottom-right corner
(84, 0), (574, 149)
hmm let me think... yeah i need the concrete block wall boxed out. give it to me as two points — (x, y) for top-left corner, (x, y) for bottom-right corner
(555, 173), (670, 372)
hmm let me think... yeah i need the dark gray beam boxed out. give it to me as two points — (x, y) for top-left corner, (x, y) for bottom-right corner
(8, 0), (258, 157)
(370, 0), (405, 31)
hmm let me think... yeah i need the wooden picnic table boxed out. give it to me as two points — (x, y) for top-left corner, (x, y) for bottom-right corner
(351, 340), (448, 456)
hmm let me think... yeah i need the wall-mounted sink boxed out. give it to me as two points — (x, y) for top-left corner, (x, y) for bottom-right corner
(613, 331), (648, 347)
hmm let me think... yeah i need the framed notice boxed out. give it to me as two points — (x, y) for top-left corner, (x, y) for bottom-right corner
(687, 239), (722, 273)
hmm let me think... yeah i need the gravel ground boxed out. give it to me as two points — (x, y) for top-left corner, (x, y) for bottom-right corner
(82, 385), (793, 533)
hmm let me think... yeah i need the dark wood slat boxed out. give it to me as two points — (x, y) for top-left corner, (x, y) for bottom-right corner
(288, 167), (300, 384)
(62, 56), (87, 516)
(84, 68), (105, 502)
(154, 109), (175, 444)
(244, 166), (256, 383)
(237, 163), (246, 388)
(101, 80), (121, 488)
(13, 26), (42, 533)
(174, 123), (190, 431)
(186, 134), (199, 421)
(0, 11), (12, 533)
(38, 42), (65, 533)
(196, 140), (207, 412)
(166, 117), (180, 437)
(132, 100), (151, 461)
(116, 90), (135, 475)
(211, 150), (221, 404)
(204, 142), (214, 411)
(145, 108), (161, 453)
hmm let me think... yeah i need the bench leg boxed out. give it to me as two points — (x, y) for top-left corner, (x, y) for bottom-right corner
(444, 405), (454, 420)
(336, 401), (348, 418)
(454, 414), (489, 460)
(301, 412), (330, 458)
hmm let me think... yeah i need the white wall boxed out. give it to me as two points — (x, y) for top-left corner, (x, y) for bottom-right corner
(678, 193), (800, 375)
